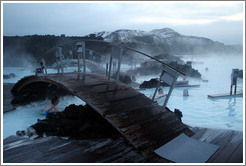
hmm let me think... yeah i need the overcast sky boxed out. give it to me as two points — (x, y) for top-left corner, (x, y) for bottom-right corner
(2, 1), (244, 45)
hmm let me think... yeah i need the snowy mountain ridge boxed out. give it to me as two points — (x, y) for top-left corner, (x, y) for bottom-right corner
(92, 27), (241, 55)
(96, 28), (181, 42)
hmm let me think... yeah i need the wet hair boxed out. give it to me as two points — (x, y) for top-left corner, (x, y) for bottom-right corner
(51, 96), (59, 104)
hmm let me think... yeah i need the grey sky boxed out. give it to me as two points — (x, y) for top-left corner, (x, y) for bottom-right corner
(2, 1), (244, 45)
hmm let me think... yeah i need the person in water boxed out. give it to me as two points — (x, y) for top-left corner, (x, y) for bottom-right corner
(41, 96), (60, 115)
(158, 88), (164, 95)
(183, 89), (189, 96)
(150, 88), (165, 99)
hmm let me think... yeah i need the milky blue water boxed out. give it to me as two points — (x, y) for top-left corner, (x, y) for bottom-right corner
(2, 55), (244, 139)
(138, 55), (244, 131)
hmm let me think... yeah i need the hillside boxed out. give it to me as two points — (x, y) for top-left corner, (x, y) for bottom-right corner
(3, 28), (242, 67)
(96, 28), (242, 55)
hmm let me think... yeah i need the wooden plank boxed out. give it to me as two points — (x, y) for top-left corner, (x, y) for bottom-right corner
(3, 136), (144, 163)
(210, 131), (243, 163)
(226, 141), (243, 163)
(208, 91), (243, 98)
(174, 84), (200, 87)
(206, 130), (238, 162)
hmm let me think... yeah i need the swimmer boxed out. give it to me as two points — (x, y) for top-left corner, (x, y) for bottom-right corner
(41, 96), (60, 115)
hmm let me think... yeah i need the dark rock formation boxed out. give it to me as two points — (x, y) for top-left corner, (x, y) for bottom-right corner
(127, 60), (201, 78)
(169, 61), (201, 78)
(140, 78), (159, 89)
(11, 82), (72, 106)
(139, 78), (190, 89)
(29, 104), (121, 140)
(3, 73), (16, 79)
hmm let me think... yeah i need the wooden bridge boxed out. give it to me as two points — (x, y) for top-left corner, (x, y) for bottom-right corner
(11, 72), (192, 156)
(6, 72), (243, 163)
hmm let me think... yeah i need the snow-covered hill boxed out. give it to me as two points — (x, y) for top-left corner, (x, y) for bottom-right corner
(94, 28), (239, 55)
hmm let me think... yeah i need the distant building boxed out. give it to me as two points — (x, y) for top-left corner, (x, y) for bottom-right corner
(61, 34), (66, 37)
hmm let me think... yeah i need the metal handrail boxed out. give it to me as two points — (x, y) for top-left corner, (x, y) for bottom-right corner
(41, 39), (185, 76)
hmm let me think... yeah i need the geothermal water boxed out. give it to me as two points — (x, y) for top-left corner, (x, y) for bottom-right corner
(2, 55), (244, 139)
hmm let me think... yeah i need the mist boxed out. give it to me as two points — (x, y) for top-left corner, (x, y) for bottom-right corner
(3, 51), (36, 68)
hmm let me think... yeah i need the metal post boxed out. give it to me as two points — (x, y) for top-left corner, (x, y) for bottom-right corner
(163, 76), (177, 108)
(234, 79), (237, 94)
(108, 57), (112, 80)
(69, 50), (73, 59)
(230, 69), (239, 95)
(116, 47), (123, 82)
(152, 81), (161, 101)
(41, 59), (47, 74)
(76, 42), (84, 73)
(106, 63), (108, 77)
(113, 62), (116, 74)
(230, 85), (233, 95)
(82, 42), (86, 73)
(77, 53), (81, 73)
(59, 51), (64, 74)
(55, 47), (59, 74)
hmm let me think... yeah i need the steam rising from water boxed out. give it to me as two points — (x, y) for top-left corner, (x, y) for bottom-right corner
(3, 52), (36, 69)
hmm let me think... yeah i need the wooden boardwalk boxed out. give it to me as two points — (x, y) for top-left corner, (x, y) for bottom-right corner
(3, 136), (145, 163)
(191, 127), (243, 163)
(3, 127), (243, 163)
(208, 91), (243, 98)
(8, 72), (243, 163)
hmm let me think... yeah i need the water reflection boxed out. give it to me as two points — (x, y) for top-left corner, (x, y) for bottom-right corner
(226, 97), (236, 117)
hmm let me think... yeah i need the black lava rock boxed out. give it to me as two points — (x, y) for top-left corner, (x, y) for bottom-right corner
(28, 104), (121, 140)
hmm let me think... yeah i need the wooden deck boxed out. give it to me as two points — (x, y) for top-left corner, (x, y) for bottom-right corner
(191, 127), (243, 163)
(3, 135), (145, 163)
(7, 72), (243, 163)
(3, 127), (243, 163)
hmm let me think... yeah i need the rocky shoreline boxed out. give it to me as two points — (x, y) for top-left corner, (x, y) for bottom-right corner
(17, 104), (122, 140)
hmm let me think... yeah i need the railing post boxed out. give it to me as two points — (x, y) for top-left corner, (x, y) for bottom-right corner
(82, 42), (86, 73)
(230, 69), (239, 95)
(76, 42), (82, 73)
(55, 47), (64, 74)
(110, 45), (123, 82)
(69, 50), (73, 59)
(55, 48), (60, 74)
(152, 81), (161, 101)
(163, 75), (177, 108)
(106, 63), (108, 77)
(116, 47), (123, 82)
(108, 57), (113, 80)
(76, 41), (86, 74)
